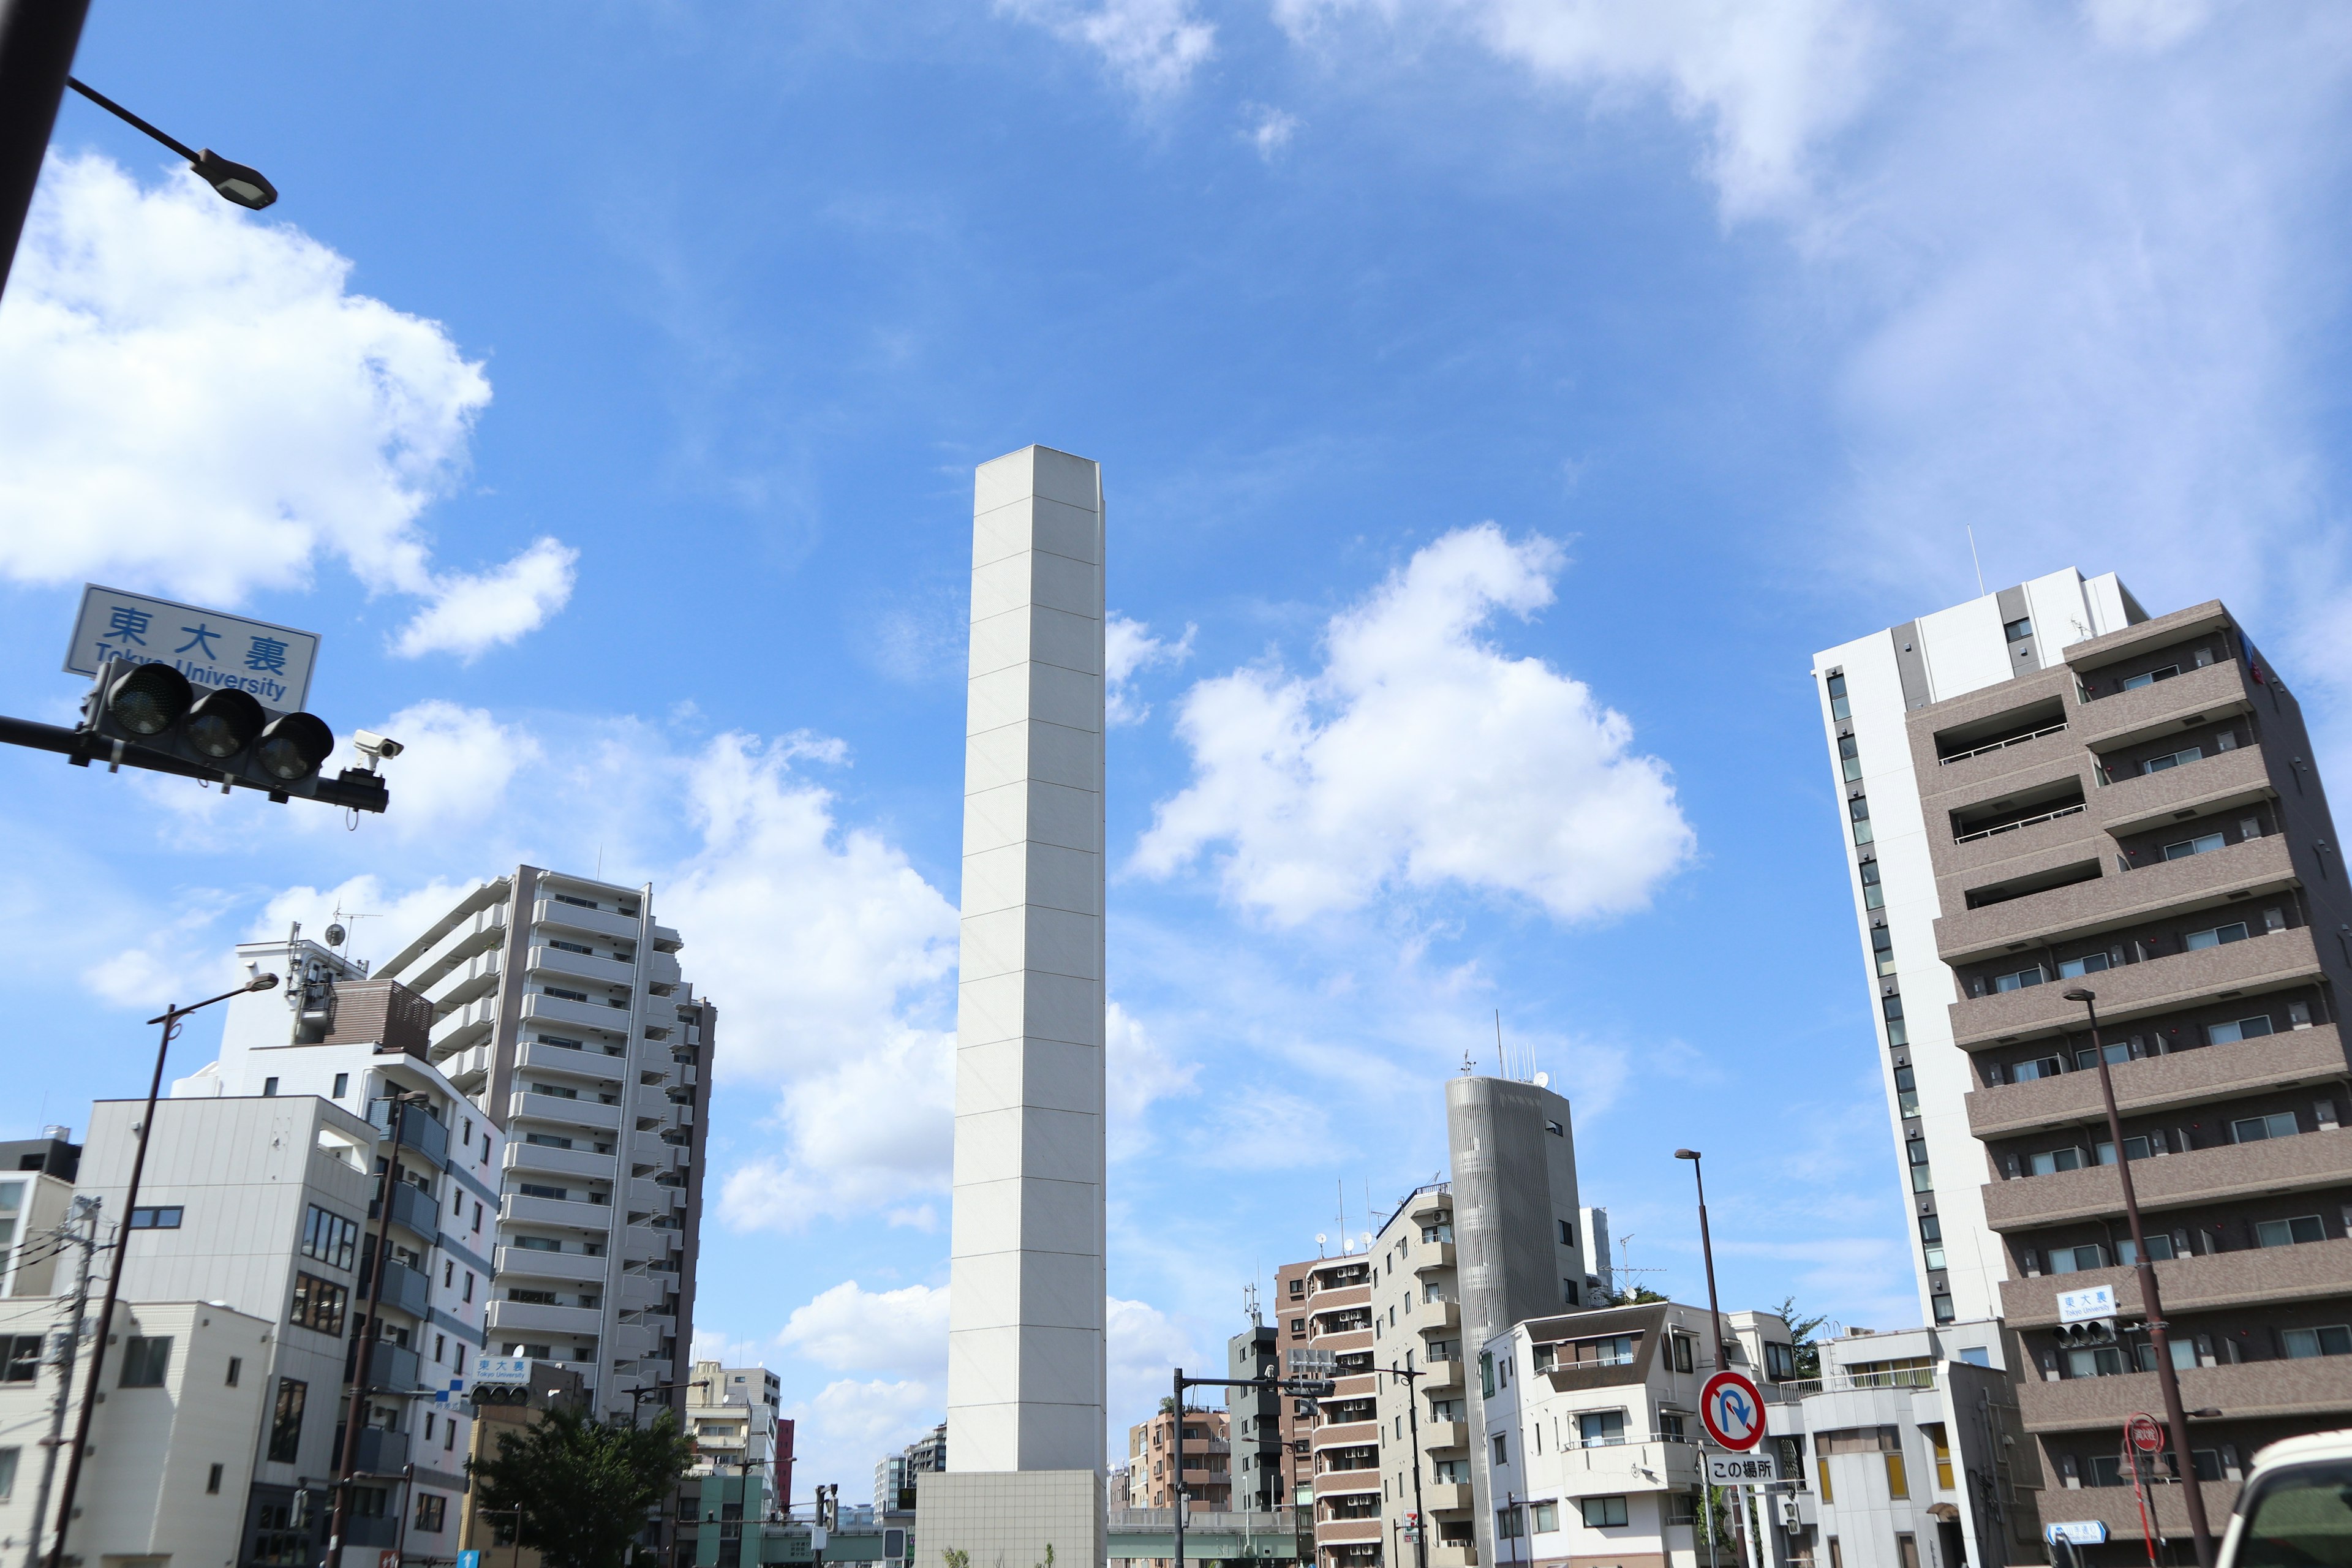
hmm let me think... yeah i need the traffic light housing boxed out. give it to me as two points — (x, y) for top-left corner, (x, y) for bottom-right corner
(2054, 1318), (2118, 1349)
(73, 659), (386, 811)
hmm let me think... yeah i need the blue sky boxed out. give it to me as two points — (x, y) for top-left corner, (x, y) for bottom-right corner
(4, 0), (2351, 1495)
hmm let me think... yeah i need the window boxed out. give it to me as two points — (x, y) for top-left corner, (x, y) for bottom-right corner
(288, 1272), (348, 1336)
(1578, 1411), (1626, 1447)
(544, 987), (589, 1003)
(2075, 1041), (2132, 1070)
(119, 1335), (172, 1387)
(473, 1200), (484, 1233)
(208, 1461), (224, 1494)
(519, 1183), (569, 1200)
(128, 1205), (182, 1229)
(1562, 1278), (1580, 1305)
(2005, 617), (2034, 643)
(1817, 1458), (1834, 1503)
(2056, 952), (2111, 978)
(554, 893), (598, 908)
(1531, 1502), (1558, 1534)
(1827, 674), (1849, 720)
(1545, 1120), (1565, 1137)
(1661, 1413), (1686, 1442)
(2283, 1327), (2352, 1359)
(1839, 733), (1863, 781)
(1898, 1536), (1921, 1568)
(2120, 666), (2179, 690)
(1908, 1137), (1931, 1167)
(2209, 1014), (2275, 1045)
(524, 1132), (574, 1148)
(2259, 1216), (2328, 1248)
(302, 1206), (358, 1271)
(2008, 1055), (2063, 1082)
(1497, 1510), (1524, 1540)
(509, 1288), (559, 1305)
(1884, 1451), (1909, 1498)
(1931, 1292), (1955, 1324)
(2234, 1112), (2299, 1143)
(531, 1082), (580, 1099)
(2163, 832), (2226, 861)
(1993, 965), (2046, 992)
(2143, 747), (2202, 775)
(332, 1072), (349, 1098)
(1858, 859), (1883, 909)
(2027, 1147), (2089, 1176)
(1871, 925), (1896, 976)
(262, 1077), (279, 1096)
(2044, 1243), (2106, 1275)
(1580, 1496), (1629, 1529)
(226, 1355), (241, 1387)
(4, 1336), (42, 1382)
(1671, 1335), (1694, 1373)
(1850, 795), (1873, 845)
(1559, 1219), (1575, 1245)
(515, 1236), (560, 1252)
(1763, 1342), (1798, 1381)
(2117, 1234), (2176, 1264)
(1894, 1064), (1918, 1115)
(1493, 1433), (1509, 1464)
(1433, 1460), (1468, 1484)
(551, 939), (593, 954)
(415, 1494), (448, 1532)
(1570, 1335), (1638, 1366)
(0, 1447), (14, 1504)
(2185, 922), (2252, 950)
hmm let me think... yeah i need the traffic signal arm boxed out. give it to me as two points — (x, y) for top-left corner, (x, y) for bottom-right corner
(0, 712), (388, 812)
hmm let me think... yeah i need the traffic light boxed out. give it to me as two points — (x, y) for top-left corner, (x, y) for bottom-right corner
(2055, 1319), (2117, 1349)
(72, 660), (386, 811)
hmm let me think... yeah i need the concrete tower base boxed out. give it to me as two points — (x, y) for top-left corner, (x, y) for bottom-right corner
(916, 1471), (1104, 1568)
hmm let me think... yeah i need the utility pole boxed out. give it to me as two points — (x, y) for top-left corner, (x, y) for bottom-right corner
(326, 1087), (422, 1564)
(0, 0), (92, 302)
(21, 1198), (96, 1568)
(1385, 1360), (1428, 1568)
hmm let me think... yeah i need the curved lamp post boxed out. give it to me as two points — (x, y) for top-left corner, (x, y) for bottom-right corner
(67, 77), (275, 208)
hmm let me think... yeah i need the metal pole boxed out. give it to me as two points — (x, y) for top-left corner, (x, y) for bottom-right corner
(1173, 1369), (1186, 1568)
(2067, 991), (2215, 1568)
(48, 998), (194, 1568)
(21, 1199), (94, 1568)
(1396, 1362), (1427, 1568)
(0, 0), (90, 302)
(326, 1089), (417, 1563)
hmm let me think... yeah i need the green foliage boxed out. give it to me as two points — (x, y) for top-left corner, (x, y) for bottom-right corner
(1600, 1285), (1668, 1306)
(942, 1551), (971, 1568)
(468, 1405), (695, 1568)
(1773, 1295), (1834, 1379)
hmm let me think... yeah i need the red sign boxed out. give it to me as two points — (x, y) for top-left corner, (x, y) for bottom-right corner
(2128, 1413), (2166, 1453)
(1700, 1370), (1767, 1452)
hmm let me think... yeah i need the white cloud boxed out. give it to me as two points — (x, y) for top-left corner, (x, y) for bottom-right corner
(0, 153), (573, 648)
(778, 1281), (952, 1377)
(1135, 524), (1695, 924)
(1106, 613), (1195, 725)
(998, 0), (1217, 98)
(247, 873), (489, 967)
(1107, 1294), (1198, 1433)
(1272, 0), (1875, 215)
(1242, 105), (1301, 160)
(357, 701), (541, 841)
(1106, 1000), (1196, 1159)
(2084, 0), (2211, 51)
(392, 537), (579, 660)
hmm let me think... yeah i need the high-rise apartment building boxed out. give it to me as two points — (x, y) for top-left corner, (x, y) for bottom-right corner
(1817, 575), (2352, 1545)
(687, 1360), (785, 1491)
(374, 868), (714, 1427)
(1365, 1184), (1468, 1567)
(1128, 1405), (1231, 1511)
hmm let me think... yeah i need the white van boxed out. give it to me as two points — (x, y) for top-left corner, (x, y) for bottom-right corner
(2215, 1428), (2352, 1568)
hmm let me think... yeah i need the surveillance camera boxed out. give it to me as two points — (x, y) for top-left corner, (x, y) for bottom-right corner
(353, 730), (404, 760)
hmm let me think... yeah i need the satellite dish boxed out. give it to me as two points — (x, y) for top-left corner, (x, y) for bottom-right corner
(1315, 1233), (1327, 1245)
(1533, 1071), (1550, 1088)
(324, 923), (347, 948)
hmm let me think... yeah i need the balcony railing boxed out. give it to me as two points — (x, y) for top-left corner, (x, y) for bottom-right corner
(1770, 1366), (1937, 1398)
(1940, 722), (2068, 766)
(1954, 802), (2087, 844)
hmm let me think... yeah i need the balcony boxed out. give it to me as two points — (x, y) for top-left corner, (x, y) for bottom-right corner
(1421, 1483), (1472, 1513)
(2000, 1235), (2352, 1327)
(2018, 1352), (2352, 1433)
(347, 1337), (421, 1394)
(1921, 713), (2078, 805)
(506, 1139), (619, 1182)
(1317, 1518), (1383, 1544)
(1937, 832), (2301, 967)
(2075, 657), (2251, 753)
(535, 897), (643, 942)
(358, 1257), (431, 1319)
(1418, 1302), (1461, 1331)
(502, 1191), (617, 1232)
(424, 946), (502, 1011)
(1427, 1545), (1478, 1568)
(652, 924), (683, 952)
(522, 990), (635, 1036)
(1313, 1422), (1378, 1449)
(634, 1084), (682, 1122)
(1313, 1468), (1381, 1497)
(487, 1297), (606, 1337)
(518, 1037), (627, 1082)
(346, 1423), (410, 1475)
(509, 1091), (624, 1133)
(1423, 1359), (1463, 1390)
(370, 1178), (440, 1242)
(1414, 1243), (1457, 1273)
(496, 1243), (608, 1284)
(628, 1176), (685, 1215)
(430, 995), (499, 1056)
(368, 1099), (450, 1169)
(1980, 1125), (2352, 1231)
(1949, 927), (2323, 1048)
(2098, 741), (2276, 837)
(397, 903), (506, 995)
(1420, 1421), (1468, 1450)
(440, 1041), (494, 1087)
(1968, 1025), (2348, 1139)
(1940, 793), (2098, 883)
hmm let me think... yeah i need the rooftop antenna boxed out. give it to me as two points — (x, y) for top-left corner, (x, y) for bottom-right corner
(1244, 1280), (1262, 1328)
(1495, 1009), (1509, 1081)
(1460, 1046), (1476, 1077)
(1966, 526), (1986, 598)
(1336, 1180), (1349, 1254)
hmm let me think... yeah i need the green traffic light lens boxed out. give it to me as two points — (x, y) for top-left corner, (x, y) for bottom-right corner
(254, 712), (333, 782)
(183, 690), (265, 760)
(105, 663), (193, 736)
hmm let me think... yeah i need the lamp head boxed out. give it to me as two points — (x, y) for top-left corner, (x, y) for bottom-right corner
(246, 971), (281, 992)
(2062, 987), (2097, 1003)
(191, 150), (276, 210)
(1674, 1148), (1701, 1161)
(2190, 1408), (2223, 1419)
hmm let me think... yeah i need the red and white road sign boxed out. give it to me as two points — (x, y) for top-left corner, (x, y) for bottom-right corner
(2127, 1413), (2166, 1454)
(1700, 1370), (1767, 1452)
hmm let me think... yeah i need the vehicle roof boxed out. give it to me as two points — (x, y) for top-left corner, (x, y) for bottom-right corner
(2250, 1430), (2352, 1474)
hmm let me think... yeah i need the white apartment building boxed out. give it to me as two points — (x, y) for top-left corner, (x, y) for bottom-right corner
(687, 1359), (784, 1492)
(1812, 569), (2144, 1325)
(1365, 1183), (1471, 1568)
(1477, 1309), (2035, 1568)
(0, 1139), (77, 1299)
(373, 867), (714, 1425)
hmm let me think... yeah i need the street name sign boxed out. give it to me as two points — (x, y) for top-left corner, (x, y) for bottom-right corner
(64, 583), (319, 712)
(2048, 1523), (2109, 1546)
(2056, 1284), (2117, 1324)
(1706, 1452), (1782, 1485)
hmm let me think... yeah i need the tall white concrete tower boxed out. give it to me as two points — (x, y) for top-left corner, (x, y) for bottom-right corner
(921, 445), (1108, 1565)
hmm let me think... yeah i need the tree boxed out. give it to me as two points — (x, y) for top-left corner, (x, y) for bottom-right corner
(1601, 1285), (1668, 1306)
(1773, 1295), (1835, 1379)
(469, 1405), (695, 1568)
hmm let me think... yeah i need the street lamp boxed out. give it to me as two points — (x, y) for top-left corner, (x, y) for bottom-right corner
(66, 76), (275, 208)
(1674, 1150), (1729, 1568)
(2061, 988), (2216, 1568)
(43, 969), (277, 1568)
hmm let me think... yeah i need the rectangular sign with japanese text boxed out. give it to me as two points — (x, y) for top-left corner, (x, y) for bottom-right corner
(475, 1354), (533, 1383)
(2056, 1284), (2117, 1324)
(1706, 1452), (1782, 1484)
(2048, 1522), (2109, 1546)
(64, 583), (318, 712)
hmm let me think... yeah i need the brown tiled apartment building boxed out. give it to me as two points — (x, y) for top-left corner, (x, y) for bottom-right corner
(1819, 573), (2352, 1558)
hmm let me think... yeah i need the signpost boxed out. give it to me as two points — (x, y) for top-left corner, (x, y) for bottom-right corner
(1700, 1371), (1766, 1452)
(64, 584), (319, 712)
(2048, 1523), (2111, 1547)
(2128, 1413), (2166, 1453)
